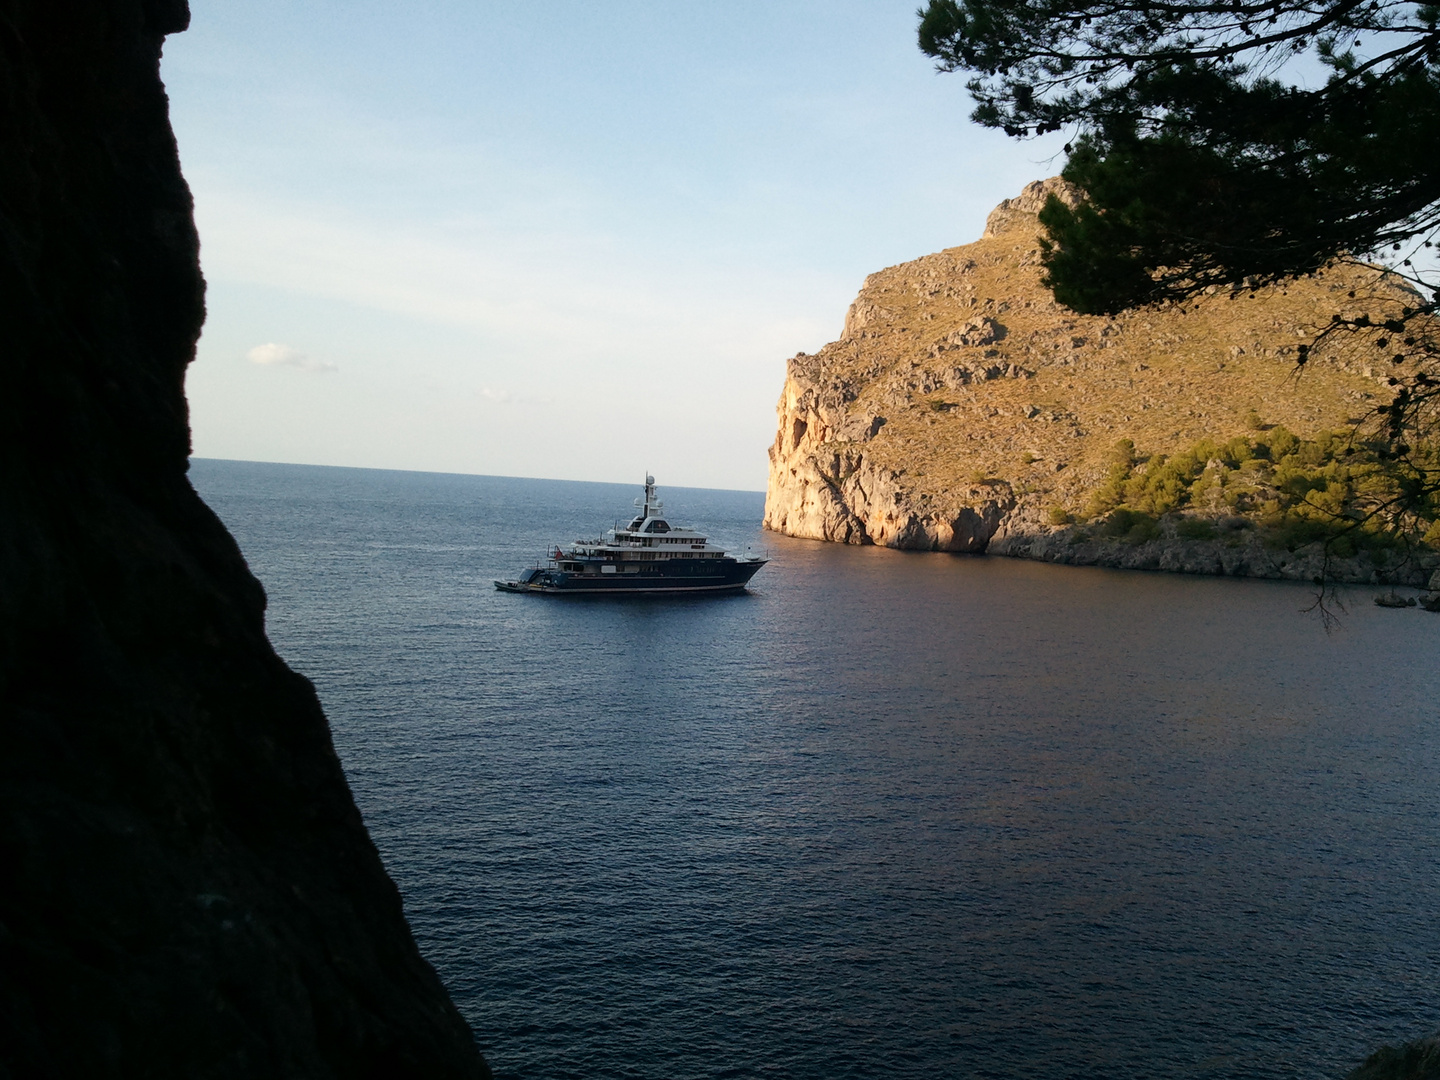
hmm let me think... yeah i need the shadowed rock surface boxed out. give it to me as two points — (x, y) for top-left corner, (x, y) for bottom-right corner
(1346, 1035), (1440, 1080)
(0, 2), (488, 1075)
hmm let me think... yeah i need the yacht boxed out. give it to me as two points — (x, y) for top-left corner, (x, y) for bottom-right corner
(495, 476), (767, 595)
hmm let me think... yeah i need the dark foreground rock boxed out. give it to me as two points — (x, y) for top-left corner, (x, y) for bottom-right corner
(0, 3), (488, 1076)
(1346, 1035), (1440, 1080)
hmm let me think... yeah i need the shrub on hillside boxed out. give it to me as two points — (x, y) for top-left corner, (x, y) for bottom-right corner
(1081, 426), (1440, 553)
(1176, 518), (1217, 541)
(1101, 508), (1160, 544)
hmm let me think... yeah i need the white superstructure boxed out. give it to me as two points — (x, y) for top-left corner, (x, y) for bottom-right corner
(554, 474), (731, 575)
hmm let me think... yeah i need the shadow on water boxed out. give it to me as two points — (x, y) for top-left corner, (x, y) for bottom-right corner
(192, 460), (1440, 1080)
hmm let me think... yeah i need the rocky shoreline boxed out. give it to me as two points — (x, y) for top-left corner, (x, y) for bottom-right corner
(989, 514), (1440, 589)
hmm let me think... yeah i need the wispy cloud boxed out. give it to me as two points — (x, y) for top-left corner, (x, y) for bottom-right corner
(479, 385), (512, 403)
(198, 190), (842, 368)
(245, 342), (337, 373)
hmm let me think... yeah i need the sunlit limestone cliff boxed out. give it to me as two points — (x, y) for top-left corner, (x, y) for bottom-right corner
(764, 179), (1437, 585)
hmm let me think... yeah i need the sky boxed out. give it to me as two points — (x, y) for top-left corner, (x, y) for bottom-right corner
(164, 1), (1067, 491)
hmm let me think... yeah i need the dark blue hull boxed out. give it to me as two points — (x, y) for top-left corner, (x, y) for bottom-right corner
(496, 557), (765, 595)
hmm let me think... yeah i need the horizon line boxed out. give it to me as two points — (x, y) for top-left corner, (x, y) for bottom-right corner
(189, 456), (767, 496)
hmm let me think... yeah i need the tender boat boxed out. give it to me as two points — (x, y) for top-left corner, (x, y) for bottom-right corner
(495, 475), (767, 595)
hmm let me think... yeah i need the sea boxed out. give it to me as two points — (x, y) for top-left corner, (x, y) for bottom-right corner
(189, 458), (1440, 1080)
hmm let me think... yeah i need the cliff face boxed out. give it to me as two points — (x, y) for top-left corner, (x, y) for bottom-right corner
(765, 179), (1436, 585)
(0, 4), (487, 1076)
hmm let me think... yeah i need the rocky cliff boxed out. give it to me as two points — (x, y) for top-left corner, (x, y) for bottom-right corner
(764, 179), (1437, 585)
(0, 3), (488, 1075)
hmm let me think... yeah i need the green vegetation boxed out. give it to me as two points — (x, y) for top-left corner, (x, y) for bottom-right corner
(1176, 518), (1217, 542)
(1083, 431), (1440, 553)
(917, 0), (1440, 311)
(1099, 507), (1161, 544)
(1047, 505), (1073, 526)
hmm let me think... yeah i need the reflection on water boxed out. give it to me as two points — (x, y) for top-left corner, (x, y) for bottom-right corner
(193, 459), (1440, 1080)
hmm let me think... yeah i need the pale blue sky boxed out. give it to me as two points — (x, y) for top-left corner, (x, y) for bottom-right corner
(166, 2), (1066, 490)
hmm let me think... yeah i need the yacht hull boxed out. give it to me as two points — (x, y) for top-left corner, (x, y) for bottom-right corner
(495, 558), (765, 595)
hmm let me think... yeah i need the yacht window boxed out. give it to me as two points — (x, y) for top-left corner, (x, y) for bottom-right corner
(643, 519), (670, 533)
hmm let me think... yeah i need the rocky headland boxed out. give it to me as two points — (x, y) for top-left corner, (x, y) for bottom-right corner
(0, 3), (487, 1075)
(764, 179), (1438, 586)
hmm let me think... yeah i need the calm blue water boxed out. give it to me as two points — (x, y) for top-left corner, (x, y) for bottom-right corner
(190, 458), (1440, 1080)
